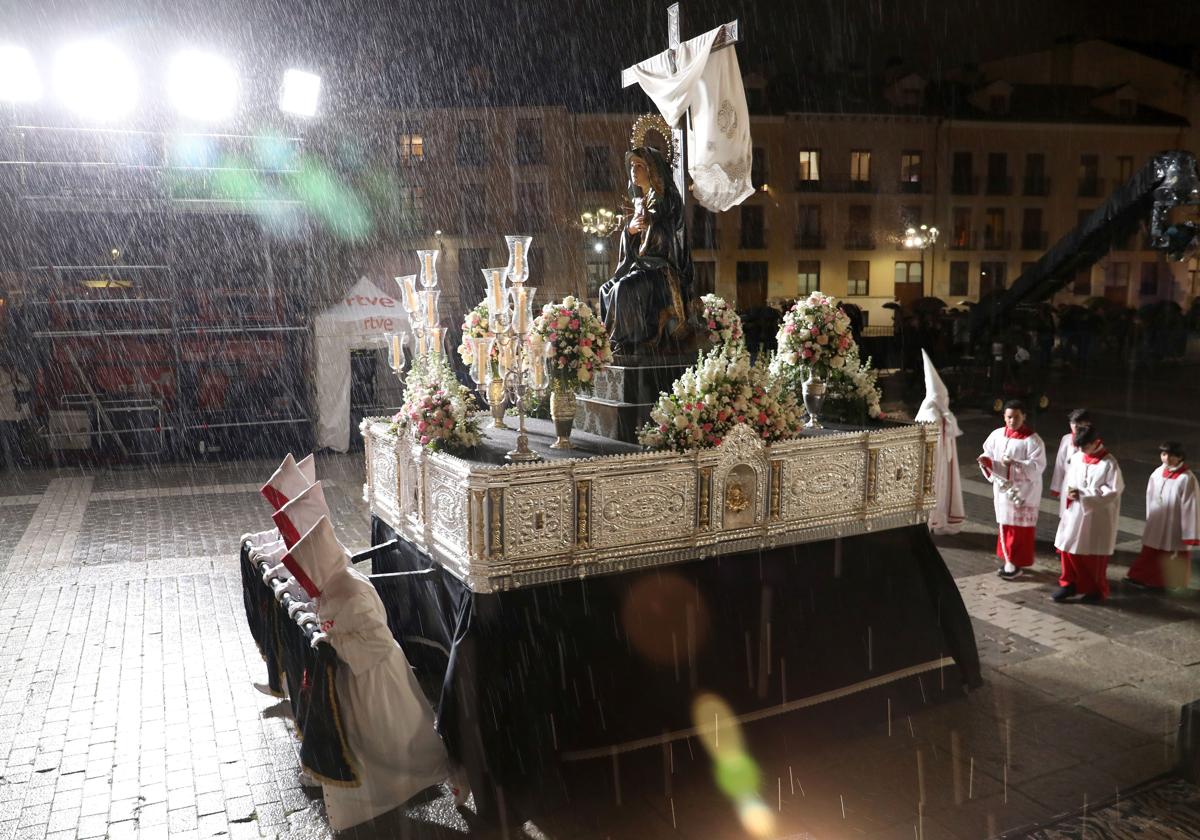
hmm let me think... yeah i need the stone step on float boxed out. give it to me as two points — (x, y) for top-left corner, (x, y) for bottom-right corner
(574, 394), (654, 444)
(577, 359), (694, 444)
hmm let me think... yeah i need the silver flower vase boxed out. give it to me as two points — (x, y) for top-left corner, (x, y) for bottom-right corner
(802, 372), (827, 429)
(549, 388), (577, 449)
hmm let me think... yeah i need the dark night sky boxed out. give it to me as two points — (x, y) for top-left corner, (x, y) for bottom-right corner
(5, 0), (1200, 115)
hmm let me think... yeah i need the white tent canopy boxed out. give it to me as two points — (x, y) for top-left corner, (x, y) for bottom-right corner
(314, 276), (411, 452)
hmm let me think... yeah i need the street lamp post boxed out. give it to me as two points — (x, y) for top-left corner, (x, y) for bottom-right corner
(903, 224), (940, 298)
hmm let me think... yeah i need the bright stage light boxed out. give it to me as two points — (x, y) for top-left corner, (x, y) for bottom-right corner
(279, 69), (320, 117)
(168, 49), (238, 121)
(53, 40), (137, 120)
(0, 45), (42, 102)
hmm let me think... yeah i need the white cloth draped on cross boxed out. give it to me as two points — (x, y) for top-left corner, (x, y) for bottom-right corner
(627, 26), (755, 213)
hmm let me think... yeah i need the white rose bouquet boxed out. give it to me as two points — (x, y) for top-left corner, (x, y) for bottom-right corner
(531, 295), (613, 391)
(637, 345), (805, 452)
(457, 299), (495, 368)
(771, 291), (854, 382)
(392, 354), (481, 453)
(700, 293), (743, 351)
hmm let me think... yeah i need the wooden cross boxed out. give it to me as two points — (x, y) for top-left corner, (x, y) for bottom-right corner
(620, 2), (739, 208)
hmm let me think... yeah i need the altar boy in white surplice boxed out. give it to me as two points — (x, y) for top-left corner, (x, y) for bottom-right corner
(978, 400), (1047, 580)
(284, 516), (451, 829)
(1126, 440), (1198, 591)
(915, 351), (965, 535)
(1053, 425), (1124, 603)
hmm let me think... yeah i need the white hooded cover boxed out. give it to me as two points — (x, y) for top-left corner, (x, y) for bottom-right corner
(273, 481), (331, 550)
(296, 453), (317, 485)
(261, 453), (312, 512)
(915, 351), (965, 535)
(286, 516), (449, 829)
(628, 26), (754, 212)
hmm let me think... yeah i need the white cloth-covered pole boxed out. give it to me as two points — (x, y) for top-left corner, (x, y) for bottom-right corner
(629, 26), (755, 212)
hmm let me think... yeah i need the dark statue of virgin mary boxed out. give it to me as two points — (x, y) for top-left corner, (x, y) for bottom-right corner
(598, 146), (694, 354)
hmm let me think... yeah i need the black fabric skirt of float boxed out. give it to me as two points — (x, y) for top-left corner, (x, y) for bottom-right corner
(368, 517), (981, 818)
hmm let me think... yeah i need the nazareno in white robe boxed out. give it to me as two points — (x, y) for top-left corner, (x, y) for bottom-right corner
(1049, 432), (1078, 497)
(1142, 466), (1200, 551)
(1054, 451), (1124, 555)
(285, 516), (448, 830)
(980, 428), (1047, 527)
(915, 350), (965, 534)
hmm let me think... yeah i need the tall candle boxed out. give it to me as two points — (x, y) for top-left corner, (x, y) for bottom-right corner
(513, 241), (524, 278)
(416, 330), (428, 355)
(428, 326), (445, 356)
(422, 290), (440, 328)
(398, 275), (418, 313)
(423, 253), (433, 283)
(391, 333), (402, 369)
(514, 286), (530, 333)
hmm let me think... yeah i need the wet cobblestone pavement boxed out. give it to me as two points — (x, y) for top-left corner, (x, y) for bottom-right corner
(0, 431), (1197, 838)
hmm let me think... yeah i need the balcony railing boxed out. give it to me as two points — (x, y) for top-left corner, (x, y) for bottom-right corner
(794, 232), (825, 249)
(795, 177), (823, 192)
(898, 179), (925, 194)
(982, 231), (1012, 250)
(1078, 177), (1104, 198)
(1020, 231), (1048, 250)
(947, 232), (976, 250)
(985, 176), (1013, 196)
(950, 176), (978, 195)
(1023, 176), (1051, 196)
(848, 178), (874, 193)
(844, 232), (876, 250)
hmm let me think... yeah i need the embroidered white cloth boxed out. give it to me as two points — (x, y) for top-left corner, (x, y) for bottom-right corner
(628, 26), (754, 212)
(915, 351), (965, 535)
(1049, 432), (1078, 496)
(980, 428), (1047, 528)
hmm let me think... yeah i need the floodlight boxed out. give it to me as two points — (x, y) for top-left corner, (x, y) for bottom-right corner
(0, 45), (42, 102)
(279, 69), (320, 117)
(168, 49), (238, 121)
(53, 40), (137, 120)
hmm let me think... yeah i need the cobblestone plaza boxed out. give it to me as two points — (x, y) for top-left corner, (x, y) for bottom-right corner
(1, 403), (1197, 839)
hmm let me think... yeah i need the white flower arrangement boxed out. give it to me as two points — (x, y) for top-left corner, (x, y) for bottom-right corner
(826, 345), (884, 419)
(457, 299), (494, 368)
(700, 293), (743, 351)
(637, 345), (805, 452)
(392, 354), (481, 453)
(772, 291), (854, 381)
(531, 295), (614, 390)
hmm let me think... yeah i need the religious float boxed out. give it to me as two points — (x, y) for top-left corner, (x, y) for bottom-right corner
(362, 417), (939, 594)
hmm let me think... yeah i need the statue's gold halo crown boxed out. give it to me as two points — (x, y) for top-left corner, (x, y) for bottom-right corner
(630, 113), (677, 168)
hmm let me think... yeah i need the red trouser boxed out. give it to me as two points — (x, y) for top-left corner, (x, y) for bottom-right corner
(996, 525), (1036, 568)
(1058, 551), (1110, 599)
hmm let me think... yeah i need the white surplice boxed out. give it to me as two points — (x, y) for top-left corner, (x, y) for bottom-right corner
(980, 428), (1047, 527)
(628, 26), (754, 212)
(286, 517), (448, 830)
(1142, 466), (1200, 551)
(1054, 452), (1124, 555)
(915, 351), (965, 534)
(1049, 432), (1077, 496)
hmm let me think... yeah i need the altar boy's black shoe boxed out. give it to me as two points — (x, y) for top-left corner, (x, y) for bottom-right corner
(998, 567), (1022, 581)
(1080, 592), (1104, 604)
(1051, 584), (1076, 602)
